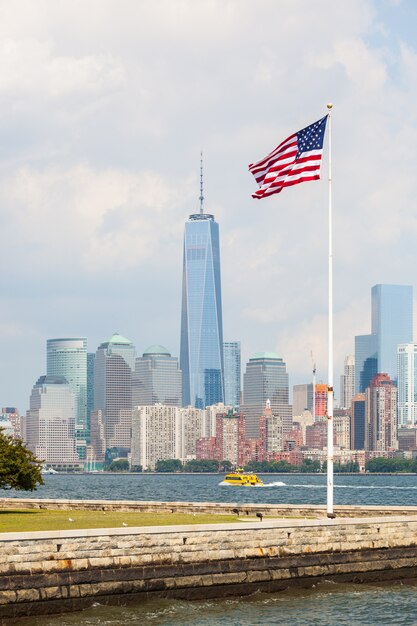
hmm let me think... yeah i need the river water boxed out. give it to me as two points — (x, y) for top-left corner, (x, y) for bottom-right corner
(9, 472), (417, 507)
(10, 473), (417, 624)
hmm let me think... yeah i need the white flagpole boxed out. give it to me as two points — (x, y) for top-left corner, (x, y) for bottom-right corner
(326, 102), (335, 518)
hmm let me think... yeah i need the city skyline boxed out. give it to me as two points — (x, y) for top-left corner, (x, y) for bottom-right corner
(1, 1), (417, 412)
(10, 278), (417, 416)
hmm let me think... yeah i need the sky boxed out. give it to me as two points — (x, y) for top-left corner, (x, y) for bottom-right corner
(1, 0), (417, 412)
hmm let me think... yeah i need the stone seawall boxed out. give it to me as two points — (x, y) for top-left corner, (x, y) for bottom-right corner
(3, 497), (417, 518)
(2, 512), (417, 619)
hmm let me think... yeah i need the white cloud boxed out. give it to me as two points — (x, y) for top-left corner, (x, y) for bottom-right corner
(0, 164), (193, 272)
(0, 38), (125, 98)
(0, 0), (416, 409)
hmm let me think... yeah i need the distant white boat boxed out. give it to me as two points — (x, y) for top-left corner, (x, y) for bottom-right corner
(41, 467), (58, 474)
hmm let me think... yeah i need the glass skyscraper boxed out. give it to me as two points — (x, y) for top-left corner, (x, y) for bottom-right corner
(372, 284), (413, 379)
(355, 334), (377, 394)
(46, 338), (87, 456)
(180, 210), (224, 408)
(223, 341), (241, 407)
(355, 284), (413, 392)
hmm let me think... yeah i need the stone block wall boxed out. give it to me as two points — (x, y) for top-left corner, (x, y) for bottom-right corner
(2, 497), (417, 518)
(1, 514), (417, 619)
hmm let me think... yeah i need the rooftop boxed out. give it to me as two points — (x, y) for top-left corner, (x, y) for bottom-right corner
(250, 351), (282, 361)
(102, 333), (132, 347)
(143, 345), (171, 357)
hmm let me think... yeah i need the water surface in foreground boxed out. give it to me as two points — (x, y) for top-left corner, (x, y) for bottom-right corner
(19, 581), (417, 625)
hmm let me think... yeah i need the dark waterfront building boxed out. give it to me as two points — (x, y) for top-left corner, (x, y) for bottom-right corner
(180, 170), (224, 409)
(350, 393), (366, 450)
(355, 284), (413, 392)
(365, 373), (397, 452)
(242, 352), (292, 438)
(397, 427), (417, 451)
(132, 345), (182, 407)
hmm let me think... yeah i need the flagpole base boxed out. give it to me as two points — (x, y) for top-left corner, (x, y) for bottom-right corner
(327, 512), (336, 519)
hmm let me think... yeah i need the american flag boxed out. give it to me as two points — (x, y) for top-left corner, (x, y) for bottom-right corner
(249, 115), (328, 199)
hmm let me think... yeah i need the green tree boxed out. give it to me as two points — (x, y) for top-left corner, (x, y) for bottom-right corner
(184, 459), (219, 472)
(366, 457), (416, 473)
(155, 459), (183, 472)
(277, 460), (295, 472)
(109, 459), (129, 472)
(334, 461), (359, 473)
(244, 461), (263, 472)
(300, 459), (321, 473)
(0, 430), (44, 491)
(244, 460), (297, 473)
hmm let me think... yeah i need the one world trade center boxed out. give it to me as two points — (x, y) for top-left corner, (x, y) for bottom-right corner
(180, 159), (224, 408)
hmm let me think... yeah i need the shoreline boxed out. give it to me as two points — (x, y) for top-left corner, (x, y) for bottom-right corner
(42, 471), (417, 476)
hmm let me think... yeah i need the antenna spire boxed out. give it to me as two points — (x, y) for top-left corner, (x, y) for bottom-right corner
(199, 151), (204, 214)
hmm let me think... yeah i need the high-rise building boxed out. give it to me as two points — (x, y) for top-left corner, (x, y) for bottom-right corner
(86, 352), (95, 434)
(305, 421), (328, 449)
(1, 407), (21, 439)
(351, 393), (366, 450)
(355, 284), (413, 392)
(372, 285), (413, 380)
(25, 375), (79, 468)
(340, 355), (355, 409)
(131, 405), (181, 470)
(242, 352), (292, 438)
(180, 406), (205, 459)
(293, 409), (314, 446)
(398, 427), (417, 451)
(213, 411), (240, 465)
(204, 402), (232, 438)
(93, 333), (136, 453)
(397, 343), (417, 427)
(264, 400), (284, 454)
(314, 383), (328, 420)
(333, 414), (350, 449)
(132, 345), (182, 408)
(46, 338), (87, 455)
(354, 334), (377, 394)
(292, 384), (313, 417)
(365, 373), (398, 452)
(180, 181), (224, 408)
(223, 341), (241, 407)
(131, 404), (205, 469)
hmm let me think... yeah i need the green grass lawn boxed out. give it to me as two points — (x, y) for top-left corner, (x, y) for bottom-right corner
(0, 509), (241, 533)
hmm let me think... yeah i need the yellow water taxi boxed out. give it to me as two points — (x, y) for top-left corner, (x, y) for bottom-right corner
(223, 468), (264, 487)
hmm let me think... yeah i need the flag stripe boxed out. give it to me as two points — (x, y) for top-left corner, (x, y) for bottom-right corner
(248, 134), (297, 170)
(249, 115), (328, 200)
(252, 149), (298, 181)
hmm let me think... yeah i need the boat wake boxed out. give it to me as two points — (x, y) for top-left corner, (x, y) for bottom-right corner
(288, 484), (417, 490)
(218, 480), (286, 487)
(263, 481), (286, 487)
